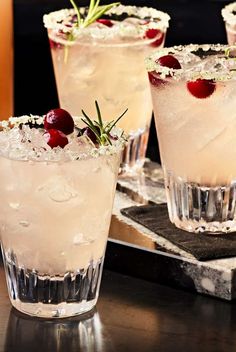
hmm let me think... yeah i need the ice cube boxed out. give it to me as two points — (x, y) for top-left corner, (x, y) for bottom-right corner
(19, 220), (29, 227)
(3, 125), (52, 161)
(29, 128), (50, 151)
(9, 202), (20, 210)
(0, 133), (9, 153)
(73, 233), (94, 245)
(49, 179), (78, 202)
(69, 56), (96, 80)
(38, 176), (78, 202)
(65, 135), (95, 159)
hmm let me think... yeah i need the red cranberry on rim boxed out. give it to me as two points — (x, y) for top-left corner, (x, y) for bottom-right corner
(96, 19), (113, 27)
(45, 129), (68, 149)
(157, 55), (182, 70)
(148, 55), (181, 87)
(44, 108), (74, 135)
(49, 39), (62, 50)
(80, 127), (99, 144)
(187, 79), (216, 99)
(145, 28), (165, 47)
(148, 72), (165, 87)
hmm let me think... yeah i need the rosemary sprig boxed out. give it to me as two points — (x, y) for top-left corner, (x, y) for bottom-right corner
(70, 0), (81, 26)
(81, 101), (128, 146)
(69, 0), (120, 28)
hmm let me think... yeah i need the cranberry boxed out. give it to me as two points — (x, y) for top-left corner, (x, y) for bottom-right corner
(148, 55), (181, 87)
(45, 129), (68, 149)
(44, 108), (74, 135)
(157, 55), (182, 70)
(96, 19), (113, 27)
(79, 127), (99, 144)
(148, 72), (165, 87)
(49, 39), (62, 50)
(187, 79), (216, 99)
(145, 28), (165, 47)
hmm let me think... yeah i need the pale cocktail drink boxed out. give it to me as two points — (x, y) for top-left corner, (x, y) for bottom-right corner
(146, 44), (236, 233)
(43, 5), (170, 173)
(222, 2), (236, 45)
(0, 107), (125, 318)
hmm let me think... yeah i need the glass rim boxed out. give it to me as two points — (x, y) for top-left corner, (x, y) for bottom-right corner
(43, 5), (170, 44)
(145, 44), (236, 81)
(0, 115), (126, 162)
(222, 2), (236, 26)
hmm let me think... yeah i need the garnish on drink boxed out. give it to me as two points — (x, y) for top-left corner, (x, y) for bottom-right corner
(44, 108), (74, 135)
(41, 101), (127, 148)
(45, 128), (69, 148)
(44, 4), (170, 47)
(1, 101), (127, 154)
(70, 0), (120, 28)
(80, 101), (128, 146)
(147, 47), (219, 99)
(148, 54), (181, 87)
(187, 79), (216, 99)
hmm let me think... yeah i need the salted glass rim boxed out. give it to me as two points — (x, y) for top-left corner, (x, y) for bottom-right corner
(145, 44), (236, 81)
(43, 5), (170, 46)
(0, 115), (126, 162)
(222, 2), (236, 26)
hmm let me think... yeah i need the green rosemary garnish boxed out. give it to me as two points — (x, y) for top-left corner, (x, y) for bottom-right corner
(81, 101), (127, 146)
(70, 0), (120, 28)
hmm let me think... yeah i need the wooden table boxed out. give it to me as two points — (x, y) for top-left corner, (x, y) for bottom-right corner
(1, 262), (236, 352)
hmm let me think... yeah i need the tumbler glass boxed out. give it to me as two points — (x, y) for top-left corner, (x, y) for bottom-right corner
(0, 114), (124, 318)
(43, 5), (170, 174)
(146, 44), (236, 233)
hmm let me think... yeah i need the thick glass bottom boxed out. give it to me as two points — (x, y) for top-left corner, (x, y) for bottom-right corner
(165, 171), (236, 234)
(3, 250), (104, 318)
(119, 127), (149, 176)
(10, 299), (97, 319)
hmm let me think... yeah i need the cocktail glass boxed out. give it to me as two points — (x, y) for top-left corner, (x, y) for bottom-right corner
(43, 5), (170, 174)
(0, 114), (124, 318)
(146, 44), (236, 233)
(222, 2), (236, 45)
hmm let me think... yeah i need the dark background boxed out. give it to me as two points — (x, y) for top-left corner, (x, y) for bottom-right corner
(14, 0), (231, 162)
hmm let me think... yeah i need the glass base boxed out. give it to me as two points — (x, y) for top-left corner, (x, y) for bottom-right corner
(119, 127), (149, 176)
(10, 299), (97, 319)
(165, 172), (236, 234)
(3, 250), (104, 318)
